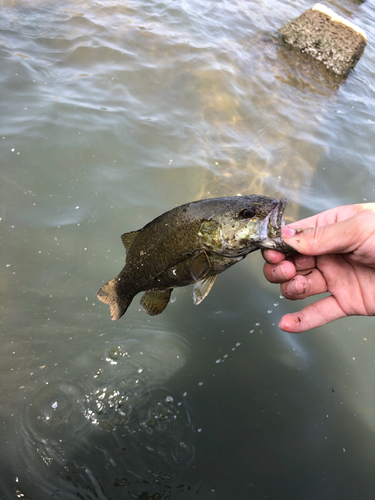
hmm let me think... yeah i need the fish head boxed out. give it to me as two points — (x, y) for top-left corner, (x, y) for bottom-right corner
(198, 195), (293, 256)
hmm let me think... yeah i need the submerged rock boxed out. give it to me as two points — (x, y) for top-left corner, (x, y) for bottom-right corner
(280, 3), (367, 75)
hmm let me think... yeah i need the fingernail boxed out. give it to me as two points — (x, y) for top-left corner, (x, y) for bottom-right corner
(282, 227), (296, 238)
(287, 276), (306, 295)
(279, 263), (289, 281)
(294, 277), (306, 294)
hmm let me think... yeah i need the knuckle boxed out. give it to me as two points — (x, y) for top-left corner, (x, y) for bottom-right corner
(309, 225), (326, 245)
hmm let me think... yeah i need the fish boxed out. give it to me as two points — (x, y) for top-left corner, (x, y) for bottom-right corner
(97, 195), (293, 320)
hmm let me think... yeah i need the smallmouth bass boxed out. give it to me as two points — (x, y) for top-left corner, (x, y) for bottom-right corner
(97, 195), (293, 319)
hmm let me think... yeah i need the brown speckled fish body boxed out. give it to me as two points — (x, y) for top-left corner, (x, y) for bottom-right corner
(97, 195), (293, 319)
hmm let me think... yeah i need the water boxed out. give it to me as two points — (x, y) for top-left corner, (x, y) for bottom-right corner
(1, 0), (375, 498)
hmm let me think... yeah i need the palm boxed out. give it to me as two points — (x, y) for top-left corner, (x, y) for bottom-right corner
(317, 253), (375, 317)
(262, 203), (375, 332)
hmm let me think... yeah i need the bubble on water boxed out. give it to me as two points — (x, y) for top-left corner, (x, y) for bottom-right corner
(106, 346), (124, 363)
(84, 383), (138, 429)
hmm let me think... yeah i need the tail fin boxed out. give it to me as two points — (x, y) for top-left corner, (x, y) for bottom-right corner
(97, 278), (133, 320)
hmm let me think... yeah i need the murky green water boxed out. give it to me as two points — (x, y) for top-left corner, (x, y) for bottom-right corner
(1, 0), (374, 498)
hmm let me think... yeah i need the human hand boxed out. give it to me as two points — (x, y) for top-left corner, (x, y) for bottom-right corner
(262, 204), (375, 333)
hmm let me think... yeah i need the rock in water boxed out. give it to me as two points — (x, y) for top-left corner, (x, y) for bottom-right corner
(280, 3), (367, 76)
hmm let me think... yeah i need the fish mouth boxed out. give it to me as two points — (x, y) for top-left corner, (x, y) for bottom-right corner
(268, 198), (288, 239)
(259, 198), (290, 250)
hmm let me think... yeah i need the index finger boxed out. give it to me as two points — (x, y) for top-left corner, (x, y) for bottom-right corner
(261, 249), (287, 264)
(285, 203), (369, 231)
(262, 249), (315, 272)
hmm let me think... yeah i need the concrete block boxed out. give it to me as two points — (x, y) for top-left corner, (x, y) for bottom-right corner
(280, 3), (367, 75)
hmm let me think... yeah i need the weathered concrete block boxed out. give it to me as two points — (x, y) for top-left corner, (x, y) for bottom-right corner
(280, 3), (367, 75)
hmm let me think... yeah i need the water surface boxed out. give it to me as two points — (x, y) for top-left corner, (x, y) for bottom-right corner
(1, 0), (375, 498)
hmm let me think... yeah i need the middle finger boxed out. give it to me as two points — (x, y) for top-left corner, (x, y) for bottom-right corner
(281, 268), (328, 300)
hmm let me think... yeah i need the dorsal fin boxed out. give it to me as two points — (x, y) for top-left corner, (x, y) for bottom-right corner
(121, 230), (140, 251)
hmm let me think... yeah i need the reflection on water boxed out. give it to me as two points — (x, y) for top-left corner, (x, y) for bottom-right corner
(1, 0), (375, 498)
(195, 34), (340, 212)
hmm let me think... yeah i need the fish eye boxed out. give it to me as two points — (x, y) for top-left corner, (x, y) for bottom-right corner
(238, 208), (256, 219)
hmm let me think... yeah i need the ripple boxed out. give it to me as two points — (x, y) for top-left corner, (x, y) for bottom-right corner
(24, 379), (89, 445)
(128, 387), (197, 469)
(14, 328), (199, 495)
(79, 332), (197, 470)
(17, 377), (93, 487)
(81, 331), (194, 444)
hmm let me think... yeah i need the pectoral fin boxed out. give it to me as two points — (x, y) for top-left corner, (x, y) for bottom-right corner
(190, 250), (211, 281)
(193, 275), (218, 305)
(140, 289), (172, 316)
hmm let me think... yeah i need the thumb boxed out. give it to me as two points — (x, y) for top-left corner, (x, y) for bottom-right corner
(281, 217), (361, 256)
